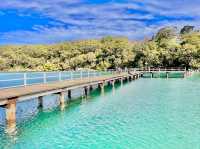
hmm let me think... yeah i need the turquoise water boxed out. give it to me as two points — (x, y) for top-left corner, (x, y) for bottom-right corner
(0, 74), (200, 149)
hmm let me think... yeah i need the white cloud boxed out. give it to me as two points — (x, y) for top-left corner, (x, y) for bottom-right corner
(0, 0), (199, 44)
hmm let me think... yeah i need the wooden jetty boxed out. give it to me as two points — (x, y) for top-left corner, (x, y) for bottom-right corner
(135, 67), (192, 78)
(0, 72), (141, 131)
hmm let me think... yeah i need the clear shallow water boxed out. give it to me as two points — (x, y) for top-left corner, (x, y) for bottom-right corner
(0, 74), (200, 149)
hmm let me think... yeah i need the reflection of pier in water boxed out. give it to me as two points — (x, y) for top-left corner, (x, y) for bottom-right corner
(0, 72), (141, 133)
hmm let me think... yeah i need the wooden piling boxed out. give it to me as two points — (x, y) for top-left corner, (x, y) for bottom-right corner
(38, 96), (43, 108)
(120, 78), (123, 84)
(126, 76), (129, 82)
(68, 90), (72, 99)
(98, 82), (105, 95)
(131, 75), (134, 80)
(128, 76), (132, 81)
(89, 85), (93, 92)
(136, 74), (139, 79)
(59, 92), (65, 108)
(98, 82), (104, 89)
(84, 86), (88, 96)
(166, 72), (169, 78)
(111, 80), (115, 86)
(151, 72), (153, 78)
(5, 99), (16, 132)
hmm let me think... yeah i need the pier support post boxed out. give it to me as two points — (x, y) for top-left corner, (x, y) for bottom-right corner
(84, 86), (89, 96)
(120, 78), (123, 88)
(126, 76), (129, 82)
(120, 78), (123, 85)
(89, 85), (93, 92)
(98, 82), (104, 90)
(128, 76), (132, 81)
(166, 72), (169, 78)
(98, 82), (105, 95)
(112, 80), (116, 95)
(111, 80), (115, 87)
(59, 92), (65, 110)
(5, 99), (16, 133)
(68, 90), (72, 99)
(131, 75), (134, 80)
(151, 72), (153, 78)
(137, 74), (139, 79)
(38, 96), (43, 108)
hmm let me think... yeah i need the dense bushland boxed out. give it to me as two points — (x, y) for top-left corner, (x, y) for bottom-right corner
(0, 26), (200, 71)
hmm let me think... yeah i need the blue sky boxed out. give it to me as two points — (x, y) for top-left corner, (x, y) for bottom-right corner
(0, 0), (199, 44)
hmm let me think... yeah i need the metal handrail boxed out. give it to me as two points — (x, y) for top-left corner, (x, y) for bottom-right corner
(135, 67), (186, 72)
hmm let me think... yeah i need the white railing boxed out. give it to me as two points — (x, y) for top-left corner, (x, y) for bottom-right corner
(133, 67), (187, 72)
(0, 70), (114, 89)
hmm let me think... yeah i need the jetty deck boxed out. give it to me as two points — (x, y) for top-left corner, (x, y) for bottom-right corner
(0, 73), (137, 104)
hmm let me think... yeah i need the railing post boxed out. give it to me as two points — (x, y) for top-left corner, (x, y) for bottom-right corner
(43, 72), (47, 83)
(24, 73), (27, 86)
(80, 71), (83, 79)
(94, 71), (96, 77)
(59, 72), (62, 81)
(71, 71), (73, 80)
(91, 71), (93, 77)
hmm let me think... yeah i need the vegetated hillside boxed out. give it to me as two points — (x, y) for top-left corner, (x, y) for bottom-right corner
(0, 25), (200, 71)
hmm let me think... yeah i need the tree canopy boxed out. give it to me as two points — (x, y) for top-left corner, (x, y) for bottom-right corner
(0, 26), (200, 71)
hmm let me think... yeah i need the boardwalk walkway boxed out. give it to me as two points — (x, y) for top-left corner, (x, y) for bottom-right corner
(0, 72), (141, 106)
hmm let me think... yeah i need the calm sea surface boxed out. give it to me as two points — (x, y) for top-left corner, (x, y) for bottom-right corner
(0, 73), (200, 149)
